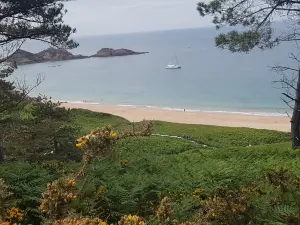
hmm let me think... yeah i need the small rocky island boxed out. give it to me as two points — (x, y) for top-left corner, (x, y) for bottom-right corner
(9, 47), (148, 66)
(90, 48), (148, 57)
(8, 48), (87, 65)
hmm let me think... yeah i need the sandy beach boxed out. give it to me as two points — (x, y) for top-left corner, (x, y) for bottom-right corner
(61, 103), (290, 132)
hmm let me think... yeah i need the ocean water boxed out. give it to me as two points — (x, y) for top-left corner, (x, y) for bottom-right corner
(13, 27), (296, 116)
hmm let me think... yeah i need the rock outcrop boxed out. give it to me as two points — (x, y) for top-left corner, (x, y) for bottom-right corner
(8, 49), (42, 65)
(91, 48), (148, 57)
(36, 47), (87, 61)
(8, 47), (148, 66)
(8, 48), (87, 66)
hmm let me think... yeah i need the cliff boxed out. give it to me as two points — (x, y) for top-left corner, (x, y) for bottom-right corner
(91, 48), (148, 57)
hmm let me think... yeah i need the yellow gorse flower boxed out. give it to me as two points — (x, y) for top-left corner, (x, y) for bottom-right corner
(120, 159), (129, 167)
(120, 214), (146, 225)
(76, 134), (93, 148)
(67, 179), (76, 186)
(194, 188), (201, 194)
(76, 143), (83, 148)
(6, 207), (24, 222)
(98, 185), (106, 194)
(76, 129), (117, 148)
(54, 217), (107, 225)
(110, 130), (117, 137)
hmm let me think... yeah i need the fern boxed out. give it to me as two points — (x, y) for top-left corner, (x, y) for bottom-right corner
(1, 162), (56, 224)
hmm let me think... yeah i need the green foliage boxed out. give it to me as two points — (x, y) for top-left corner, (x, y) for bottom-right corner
(0, 0), (78, 165)
(3, 97), (80, 162)
(215, 30), (261, 53)
(0, 0), (77, 114)
(0, 0), (78, 49)
(69, 136), (297, 223)
(70, 109), (130, 133)
(0, 162), (58, 224)
(154, 121), (290, 147)
(0, 178), (12, 221)
(1, 109), (299, 224)
(0, 67), (17, 113)
(197, 0), (297, 52)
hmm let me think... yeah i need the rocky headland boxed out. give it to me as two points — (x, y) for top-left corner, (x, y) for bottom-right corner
(8, 47), (148, 66)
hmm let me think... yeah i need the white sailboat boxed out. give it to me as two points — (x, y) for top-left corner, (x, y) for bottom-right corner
(165, 52), (181, 69)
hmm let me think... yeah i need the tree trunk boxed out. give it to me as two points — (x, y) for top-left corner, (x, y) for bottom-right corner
(0, 145), (4, 162)
(291, 69), (300, 149)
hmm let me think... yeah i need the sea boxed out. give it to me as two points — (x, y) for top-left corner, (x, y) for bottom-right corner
(12, 27), (297, 117)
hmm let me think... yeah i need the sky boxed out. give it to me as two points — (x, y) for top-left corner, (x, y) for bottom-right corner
(63, 0), (213, 36)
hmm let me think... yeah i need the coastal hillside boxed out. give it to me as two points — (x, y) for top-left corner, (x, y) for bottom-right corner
(2, 106), (299, 225)
(2, 0), (300, 224)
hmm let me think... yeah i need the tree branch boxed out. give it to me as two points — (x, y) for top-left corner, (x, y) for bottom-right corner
(283, 92), (299, 102)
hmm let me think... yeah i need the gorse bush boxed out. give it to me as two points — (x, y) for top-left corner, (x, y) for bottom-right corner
(6, 207), (24, 224)
(54, 217), (107, 225)
(0, 179), (12, 222)
(119, 215), (146, 225)
(37, 120), (154, 224)
(156, 197), (173, 225)
(40, 178), (78, 220)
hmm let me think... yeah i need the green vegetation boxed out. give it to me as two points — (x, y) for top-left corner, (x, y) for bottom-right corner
(2, 108), (300, 225)
(197, 0), (300, 148)
(1, 1), (299, 224)
(70, 109), (129, 133)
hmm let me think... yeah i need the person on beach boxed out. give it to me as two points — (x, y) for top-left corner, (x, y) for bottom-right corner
(184, 109), (185, 112)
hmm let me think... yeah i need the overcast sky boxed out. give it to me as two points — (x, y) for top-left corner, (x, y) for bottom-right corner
(63, 0), (213, 36)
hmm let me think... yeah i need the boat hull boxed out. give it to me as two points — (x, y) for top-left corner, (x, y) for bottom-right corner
(165, 65), (181, 69)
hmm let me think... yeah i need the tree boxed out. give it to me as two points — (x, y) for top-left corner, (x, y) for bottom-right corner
(0, 0), (78, 113)
(0, 0), (78, 156)
(197, 0), (300, 148)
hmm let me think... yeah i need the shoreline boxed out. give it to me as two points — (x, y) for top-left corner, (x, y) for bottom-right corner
(61, 102), (290, 132)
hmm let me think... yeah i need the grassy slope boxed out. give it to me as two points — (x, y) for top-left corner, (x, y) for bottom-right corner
(71, 110), (296, 186)
(1, 109), (297, 222)
(72, 109), (291, 147)
(69, 109), (299, 221)
(70, 109), (130, 132)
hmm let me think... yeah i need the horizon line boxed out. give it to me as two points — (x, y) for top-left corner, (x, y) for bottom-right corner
(73, 25), (216, 38)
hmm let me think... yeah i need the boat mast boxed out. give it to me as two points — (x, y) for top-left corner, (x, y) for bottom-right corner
(173, 51), (179, 65)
